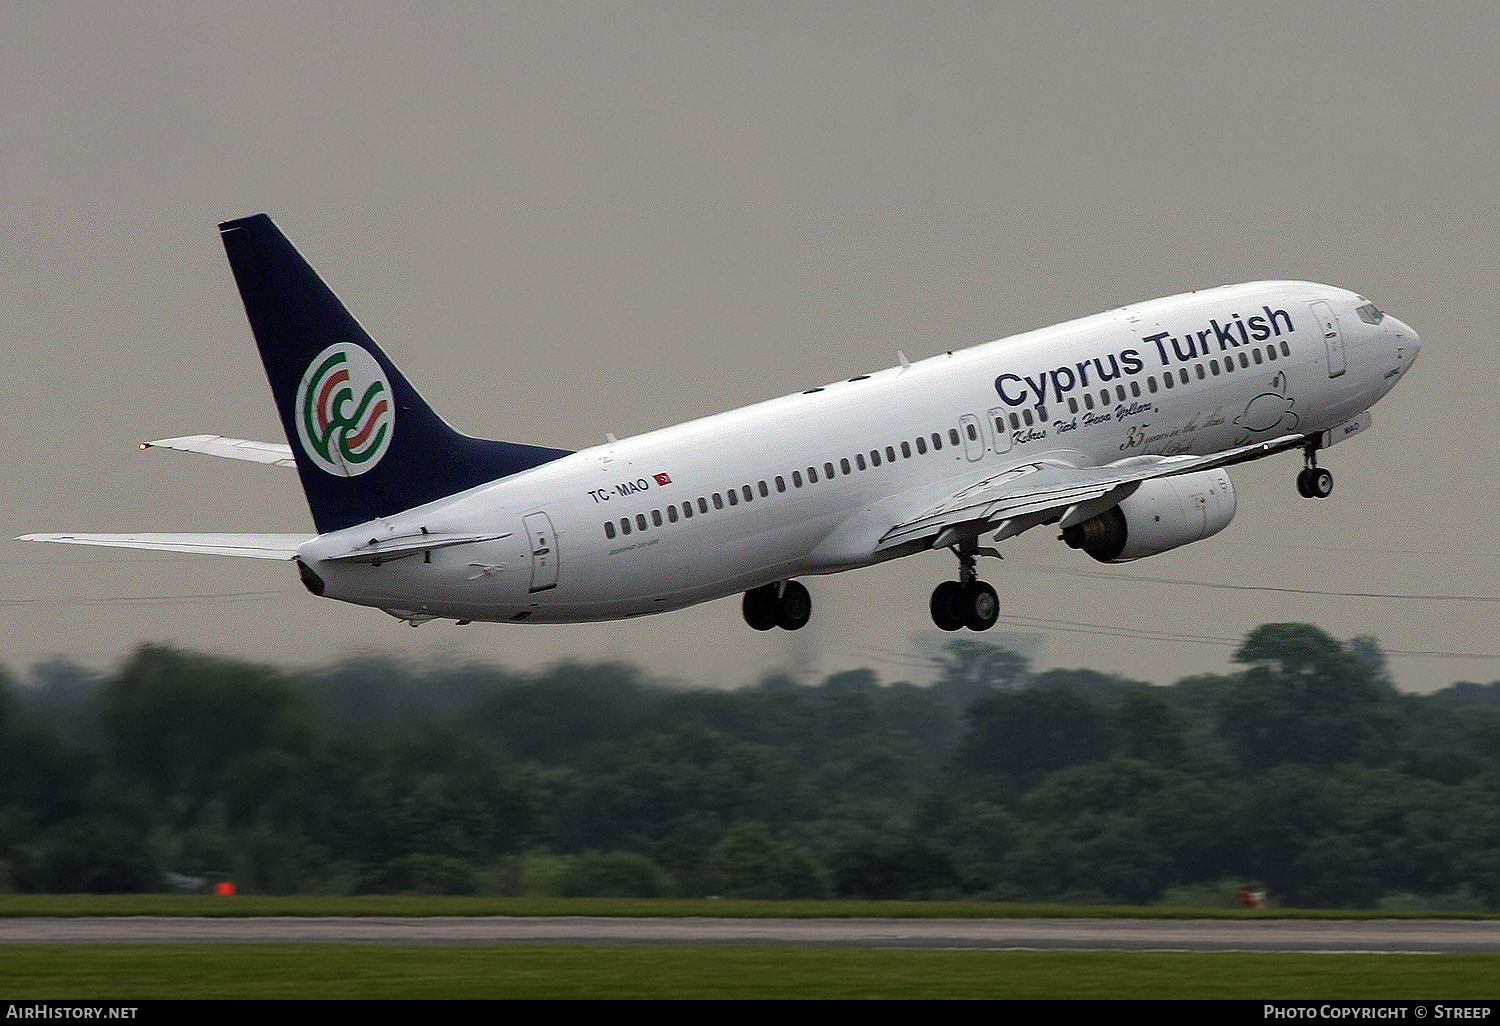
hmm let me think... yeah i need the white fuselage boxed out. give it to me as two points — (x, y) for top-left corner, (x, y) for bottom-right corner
(297, 281), (1418, 623)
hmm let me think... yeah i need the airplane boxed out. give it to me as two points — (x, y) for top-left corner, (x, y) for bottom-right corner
(22, 214), (1420, 633)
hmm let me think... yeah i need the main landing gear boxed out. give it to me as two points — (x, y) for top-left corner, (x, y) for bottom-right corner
(743, 580), (811, 631)
(1296, 441), (1334, 499)
(930, 540), (1000, 632)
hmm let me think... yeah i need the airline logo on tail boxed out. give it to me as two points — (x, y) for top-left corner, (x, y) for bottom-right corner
(294, 343), (394, 476)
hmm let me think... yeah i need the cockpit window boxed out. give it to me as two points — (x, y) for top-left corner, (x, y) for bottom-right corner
(1356, 301), (1384, 325)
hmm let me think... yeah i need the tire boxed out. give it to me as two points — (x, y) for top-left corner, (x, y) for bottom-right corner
(1312, 468), (1333, 498)
(776, 580), (811, 631)
(930, 581), (965, 631)
(963, 581), (999, 632)
(742, 585), (779, 631)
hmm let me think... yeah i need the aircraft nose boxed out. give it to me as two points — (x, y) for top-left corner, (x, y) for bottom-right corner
(1387, 315), (1420, 364)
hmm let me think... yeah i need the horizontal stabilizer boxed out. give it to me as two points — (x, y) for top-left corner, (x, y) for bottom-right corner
(17, 533), (311, 559)
(143, 435), (295, 466)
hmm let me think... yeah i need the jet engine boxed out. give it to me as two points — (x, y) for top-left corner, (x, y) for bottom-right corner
(1061, 470), (1236, 563)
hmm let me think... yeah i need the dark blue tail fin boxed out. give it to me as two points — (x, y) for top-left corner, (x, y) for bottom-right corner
(219, 214), (572, 534)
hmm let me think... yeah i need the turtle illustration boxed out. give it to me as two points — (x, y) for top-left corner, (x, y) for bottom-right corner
(1236, 372), (1299, 433)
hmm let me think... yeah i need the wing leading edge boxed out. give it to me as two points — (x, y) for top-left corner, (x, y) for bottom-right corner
(876, 434), (1306, 552)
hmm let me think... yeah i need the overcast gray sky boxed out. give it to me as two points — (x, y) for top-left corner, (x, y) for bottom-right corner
(4, 2), (1494, 691)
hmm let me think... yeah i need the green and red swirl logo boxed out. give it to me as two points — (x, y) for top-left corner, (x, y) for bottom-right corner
(294, 343), (394, 476)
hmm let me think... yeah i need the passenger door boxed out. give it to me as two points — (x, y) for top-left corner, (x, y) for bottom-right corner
(1310, 301), (1345, 377)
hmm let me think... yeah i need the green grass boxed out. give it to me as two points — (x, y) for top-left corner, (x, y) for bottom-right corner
(3, 894), (1496, 919)
(2, 945), (1497, 999)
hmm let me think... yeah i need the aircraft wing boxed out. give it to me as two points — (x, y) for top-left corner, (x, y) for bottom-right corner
(876, 433), (1304, 552)
(17, 533), (311, 559)
(142, 435), (296, 467)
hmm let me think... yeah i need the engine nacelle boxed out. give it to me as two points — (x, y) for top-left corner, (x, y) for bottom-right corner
(1061, 470), (1236, 563)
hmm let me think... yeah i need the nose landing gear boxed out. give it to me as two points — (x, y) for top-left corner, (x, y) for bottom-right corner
(1297, 441), (1334, 499)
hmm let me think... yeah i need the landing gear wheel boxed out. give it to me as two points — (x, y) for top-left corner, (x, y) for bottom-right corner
(742, 585), (778, 631)
(962, 581), (999, 632)
(743, 581), (811, 631)
(1299, 441), (1333, 499)
(775, 580), (811, 631)
(930, 581), (965, 631)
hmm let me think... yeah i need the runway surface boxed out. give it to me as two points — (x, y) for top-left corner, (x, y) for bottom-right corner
(2, 916), (1498, 952)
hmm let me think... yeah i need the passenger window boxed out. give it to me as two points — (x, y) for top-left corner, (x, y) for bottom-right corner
(1252, 349), (1263, 365)
(775, 476), (785, 493)
(1023, 408), (1034, 426)
(621, 518), (631, 535)
(1267, 345), (1277, 361)
(856, 454), (867, 470)
(793, 470), (803, 487)
(713, 493), (724, 509)
(759, 481), (769, 497)
(1009, 412), (1020, 430)
(931, 433), (942, 450)
(652, 509), (662, 527)
(901, 441), (911, 458)
(915, 437), (927, 455)
(605, 521), (616, 539)
(727, 489), (738, 506)
(667, 506), (678, 523)
(808, 467), (818, 483)
(949, 428), (961, 445)
(743, 485), (753, 502)
(1116, 385), (1126, 401)
(1131, 380), (1141, 397)
(840, 458), (851, 475)
(1084, 393), (1094, 410)
(637, 513), (648, 530)
(1148, 376), (1157, 393)
(683, 502), (694, 518)
(965, 423), (977, 441)
(1196, 364), (1205, 379)
(886, 446), (896, 462)
(1179, 369), (1190, 383)
(1037, 405), (1048, 420)
(1280, 341), (1290, 356)
(698, 497), (708, 513)
(1163, 373), (1174, 389)
(869, 450), (880, 467)
(824, 462), (835, 478)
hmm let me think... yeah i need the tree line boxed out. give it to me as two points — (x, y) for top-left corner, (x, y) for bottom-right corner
(3, 624), (1499, 908)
